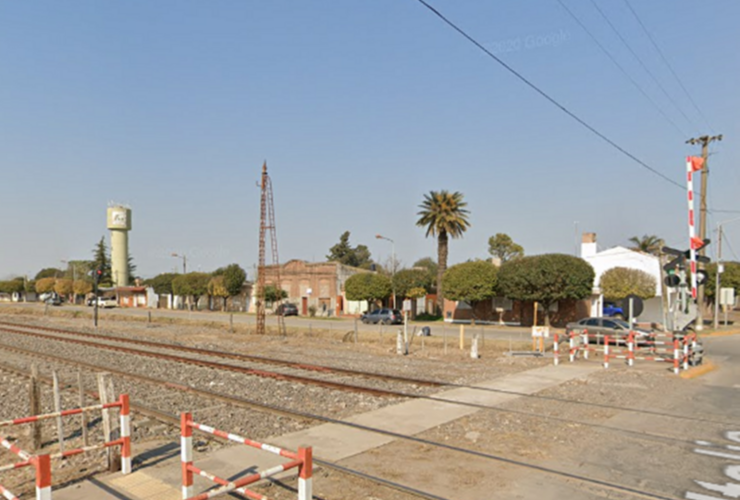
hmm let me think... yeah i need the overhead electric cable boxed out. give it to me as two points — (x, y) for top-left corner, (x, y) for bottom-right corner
(556, 0), (687, 138)
(588, 0), (697, 131)
(412, 0), (684, 189)
(622, 0), (715, 132)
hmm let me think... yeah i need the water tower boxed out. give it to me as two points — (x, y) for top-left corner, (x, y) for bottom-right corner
(107, 205), (132, 287)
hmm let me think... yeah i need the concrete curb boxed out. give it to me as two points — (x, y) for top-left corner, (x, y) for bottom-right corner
(680, 361), (717, 379)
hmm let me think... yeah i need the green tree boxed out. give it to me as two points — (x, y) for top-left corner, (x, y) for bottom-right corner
(207, 276), (230, 311)
(599, 267), (656, 301)
(327, 231), (374, 268)
(259, 285), (288, 303)
(705, 261), (740, 300)
(344, 273), (392, 310)
(172, 272), (210, 310)
(628, 235), (664, 255)
(416, 191), (471, 312)
(146, 273), (178, 296)
(219, 264), (247, 301)
(442, 261), (498, 324)
(0, 279), (24, 295)
(412, 257), (438, 293)
(488, 233), (524, 263)
(91, 237), (112, 285)
(498, 254), (595, 326)
(35, 278), (56, 294)
(392, 269), (431, 299)
(34, 268), (62, 280)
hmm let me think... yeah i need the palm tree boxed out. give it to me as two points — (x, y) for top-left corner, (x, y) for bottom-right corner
(628, 235), (664, 255)
(416, 191), (471, 313)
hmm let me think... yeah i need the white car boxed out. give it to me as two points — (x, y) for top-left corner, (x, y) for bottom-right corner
(94, 297), (117, 308)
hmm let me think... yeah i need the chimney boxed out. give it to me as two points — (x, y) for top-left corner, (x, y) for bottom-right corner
(581, 232), (597, 258)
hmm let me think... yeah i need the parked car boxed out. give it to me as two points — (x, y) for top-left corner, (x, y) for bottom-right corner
(602, 301), (624, 319)
(275, 303), (298, 316)
(45, 294), (62, 306)
(564, 317), (653, 345)
(361, 308), (403, 325)
(91, 297), (117, 308)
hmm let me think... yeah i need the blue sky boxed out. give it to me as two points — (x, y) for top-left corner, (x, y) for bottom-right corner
(1, 1), (738, 280)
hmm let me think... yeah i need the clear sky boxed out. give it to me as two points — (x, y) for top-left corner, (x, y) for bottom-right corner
(1, 0), (738, 280)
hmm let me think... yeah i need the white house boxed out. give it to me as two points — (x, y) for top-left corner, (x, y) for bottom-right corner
(581, 233), (664, 322)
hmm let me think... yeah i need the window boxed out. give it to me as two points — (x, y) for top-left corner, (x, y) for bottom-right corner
(585, 319), (600, 327)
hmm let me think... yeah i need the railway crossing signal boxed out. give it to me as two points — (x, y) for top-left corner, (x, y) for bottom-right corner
(661, 241), (711, 332)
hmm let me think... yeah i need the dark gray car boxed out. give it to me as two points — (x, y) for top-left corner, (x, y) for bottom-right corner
(361, 308), (403, 325)
(564, 317), (653, 344)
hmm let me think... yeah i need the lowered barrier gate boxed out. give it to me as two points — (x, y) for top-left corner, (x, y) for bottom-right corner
(181, 413), (312, 500)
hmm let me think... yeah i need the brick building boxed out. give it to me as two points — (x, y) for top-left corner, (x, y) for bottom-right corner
(257, 260), (369, 316)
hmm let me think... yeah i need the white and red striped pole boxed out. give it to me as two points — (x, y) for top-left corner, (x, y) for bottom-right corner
(603, 335), (610, 369)
(673, 338), (680, 375)
(33, 454), (51, 500)
(298, 446), (313, 500)
(569, 332), (575, 363)
(553, 333), (559, 366)
(582, 330), (589, 360)
(181, 413), (194, 499)
(119, 394), (131, 474)
(627, 331), (635, 367)
(687, 156), (705, 300)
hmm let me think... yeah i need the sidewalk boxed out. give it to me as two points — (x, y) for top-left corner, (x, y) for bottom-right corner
(54, 363), (598, 499)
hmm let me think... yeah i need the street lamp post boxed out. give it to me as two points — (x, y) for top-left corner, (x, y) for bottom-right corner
(171, 253), (187, 274)
(376, 234), (396, 309)
(713, 216), (740, 329)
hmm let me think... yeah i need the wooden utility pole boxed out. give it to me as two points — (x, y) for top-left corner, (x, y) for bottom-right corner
(686, 134), (723, 330)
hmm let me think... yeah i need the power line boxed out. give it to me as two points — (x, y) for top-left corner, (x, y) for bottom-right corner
(723, 234), (739, 261)
(588, 0), (698, 131)
(622, 0), (715, 132)
(556, 0), (688, 138)
(412, 0), (684, 189)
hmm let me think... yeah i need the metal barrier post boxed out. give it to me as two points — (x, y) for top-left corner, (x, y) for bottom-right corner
(673, 338), (680, 375)
(582, 330), (589, 360)
(603, 335), (610, 369)
(119, 394), (131, 474)
(33, 454), (52, 500)
(181, 413), (194, 499)
(297, 446), (313, 500)
(553, 333), (559, 365)
(569, 333), (575, 363)
(627, 332), (634, 367)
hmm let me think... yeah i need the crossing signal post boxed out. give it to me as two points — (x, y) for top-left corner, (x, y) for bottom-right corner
(662, 240), (710, 332)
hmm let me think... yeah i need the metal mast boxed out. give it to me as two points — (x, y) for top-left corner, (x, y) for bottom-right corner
(256, 163), (285, 335)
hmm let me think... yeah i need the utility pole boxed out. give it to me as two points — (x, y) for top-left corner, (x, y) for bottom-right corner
(686, 134), (722, 330)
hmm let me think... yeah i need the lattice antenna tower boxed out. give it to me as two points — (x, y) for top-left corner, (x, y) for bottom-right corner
(256, 162), (285, 335)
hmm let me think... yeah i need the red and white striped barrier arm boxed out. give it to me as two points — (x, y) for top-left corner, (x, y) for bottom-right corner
(186, 459), (303, 500)
(0, 438), (31, 462)
(188, 465), (267, 500)
(0, 402), (121, 429)
(187, 422), (298, 460)
(0, 483), (19, 500)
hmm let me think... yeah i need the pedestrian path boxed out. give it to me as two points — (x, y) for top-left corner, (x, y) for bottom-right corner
(55, 364), (598, 499)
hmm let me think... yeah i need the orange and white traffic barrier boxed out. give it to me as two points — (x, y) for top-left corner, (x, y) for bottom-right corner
(181, 414), (312, 500)
(0, 393), (132, 499)
(0, 436), (52, 500)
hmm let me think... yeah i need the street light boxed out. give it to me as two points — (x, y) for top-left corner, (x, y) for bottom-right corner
(713, 216), (740, 329)
(171, 253), (187, 274)
(376, 234), (396, 309)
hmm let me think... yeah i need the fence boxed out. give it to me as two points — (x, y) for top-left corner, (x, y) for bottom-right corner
(554, 330), (697, 375)
(181, 413), (312, 500)
(0, 394), (131, 499)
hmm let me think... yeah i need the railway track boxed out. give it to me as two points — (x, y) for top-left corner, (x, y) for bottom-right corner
(0, 325), (708, 500)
